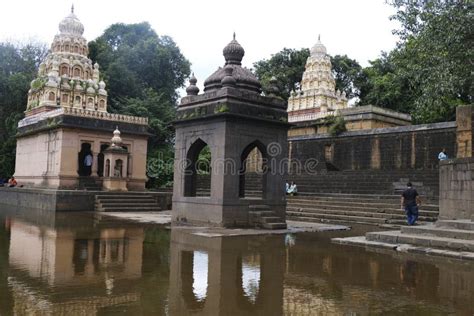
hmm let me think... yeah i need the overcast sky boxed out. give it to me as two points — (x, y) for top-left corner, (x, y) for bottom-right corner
(0, 0), (400, 91)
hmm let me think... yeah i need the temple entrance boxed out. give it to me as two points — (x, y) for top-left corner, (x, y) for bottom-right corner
(97, 144), (109, 177)
(78, 143), (93, 176)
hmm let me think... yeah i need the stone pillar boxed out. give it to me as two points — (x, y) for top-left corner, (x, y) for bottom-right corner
(456, 105), (473, 158)
(439, 105), (474, 220)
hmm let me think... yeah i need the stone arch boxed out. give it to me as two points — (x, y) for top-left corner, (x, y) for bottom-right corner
(239, 140), (268, 198)
(73, 66), (82, 78)
(184, 138), (211, 197)
(75, 95), (81, 105)
(60, 64), (69, 76)
(74, 45), (79, 53)
(99, 99), (106, 109)
(181, 250), (208, 310)
(48, 91), (55, 101)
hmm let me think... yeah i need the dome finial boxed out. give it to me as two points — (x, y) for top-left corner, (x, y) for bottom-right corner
(223, 33), (245, 65)
(71, 3), (74, 14)
(186, 72), (200, 96)
(318, 34), (320, 42)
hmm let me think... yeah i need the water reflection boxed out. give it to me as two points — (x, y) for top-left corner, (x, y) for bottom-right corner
(0, 208), (473, 315)
(168, 229), (284, 315)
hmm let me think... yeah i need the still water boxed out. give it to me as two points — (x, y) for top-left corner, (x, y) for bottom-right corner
(0, 209), (473, 315)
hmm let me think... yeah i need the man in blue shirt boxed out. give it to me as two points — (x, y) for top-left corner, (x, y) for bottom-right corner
(401, 182), (421, 225)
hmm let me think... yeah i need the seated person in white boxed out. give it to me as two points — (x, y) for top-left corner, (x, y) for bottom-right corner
(287, 181), (298, 195)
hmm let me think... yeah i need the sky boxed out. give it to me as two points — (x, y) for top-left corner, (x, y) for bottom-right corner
(0, 0), (400, 91)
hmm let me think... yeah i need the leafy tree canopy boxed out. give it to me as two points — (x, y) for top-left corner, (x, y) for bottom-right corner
(0, 42), (47, 178)
(88, 22), (191, 112)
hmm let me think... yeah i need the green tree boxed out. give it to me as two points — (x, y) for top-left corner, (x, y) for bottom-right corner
(385, 0), (473, 123)
(89, 22), (191, 187)
(330, 55), (363, 99)
(253, 48), (310, 100)
(0, 42), (47, 178)
(88, 22), (191, 112)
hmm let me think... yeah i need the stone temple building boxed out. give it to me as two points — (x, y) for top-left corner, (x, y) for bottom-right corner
(287, 36), (348, 123)
(14, 7), (150, 190)
(288, 36), (412, 137)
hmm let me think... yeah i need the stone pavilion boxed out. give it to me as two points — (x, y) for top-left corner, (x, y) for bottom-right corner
(172, 35), (290, 228)
(13, 7), (150, 191)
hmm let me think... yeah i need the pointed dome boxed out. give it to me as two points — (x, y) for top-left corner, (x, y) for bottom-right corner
(58, 5), (84, 36)
(111, 127), (122, 147)
(186, 73), (200, 96)
(203, 34), (261, 94)
(310, 35), (327, 56)
(223, 33), (245, 65)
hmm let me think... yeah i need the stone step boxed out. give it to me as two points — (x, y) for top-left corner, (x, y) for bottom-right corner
(262, 222), (287, 230)
(98, 206), (161, 212)
(261, 216), (283, 224)
(249, 205), (271, 211)
(288, 203), (438, 214)
(286, 208), (436, 221)
(435, 220), (474, 231)
(288, 199), (439, 211)
(95, 198), (156, 203)
(96, 202), (158, 207)
(401, 225), (474, 240)
(366, 231), (474, 252)
(286, 215), (383, 226)
(287, 211), (387, 224)
(95, 193), (153, 200)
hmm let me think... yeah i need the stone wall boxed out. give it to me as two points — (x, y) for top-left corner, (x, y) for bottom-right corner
(439, 157), (474, 220)
(289, 122), (456, 172)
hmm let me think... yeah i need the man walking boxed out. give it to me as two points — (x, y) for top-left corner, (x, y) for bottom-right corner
(401, 182), (421, 225)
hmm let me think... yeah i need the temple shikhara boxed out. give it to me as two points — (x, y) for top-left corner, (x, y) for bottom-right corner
(288, 36), (412, 137)
(14, 7), (150, 191)
(26, 6), (108, 115)
(288, 36), (348, 123)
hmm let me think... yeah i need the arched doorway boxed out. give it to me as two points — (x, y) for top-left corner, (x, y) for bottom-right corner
(184, 139), (211, 197)
(239, 141), (267, 198)
(78, 143), (93, 176)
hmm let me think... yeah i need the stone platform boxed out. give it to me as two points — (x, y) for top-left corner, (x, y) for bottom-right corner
(0, 187), (172, 212)
(333, 220), (474, 261)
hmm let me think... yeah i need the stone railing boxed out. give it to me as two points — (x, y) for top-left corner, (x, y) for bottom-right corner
(62, 107), (149, 125)
(288, 110), (335, 123)
(18, 107), (148, 128)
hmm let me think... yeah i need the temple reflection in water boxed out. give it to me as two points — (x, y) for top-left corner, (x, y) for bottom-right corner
(0, 210), (473, 315)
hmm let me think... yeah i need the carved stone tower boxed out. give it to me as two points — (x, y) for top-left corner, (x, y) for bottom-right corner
(287, 36), (348, 122)
(26, 5), (108, 116)
(172, 35), (289, 227)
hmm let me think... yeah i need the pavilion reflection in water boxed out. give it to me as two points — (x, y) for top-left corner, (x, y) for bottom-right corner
(168, 229), (285, 316)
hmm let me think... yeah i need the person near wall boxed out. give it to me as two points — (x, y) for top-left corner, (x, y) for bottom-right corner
(438, 148), (448, 161)
(84, 153), (93, 176)
(7, 176), (17, 187)
(287, 181), (298, 196)
(401, 182), (421, 226)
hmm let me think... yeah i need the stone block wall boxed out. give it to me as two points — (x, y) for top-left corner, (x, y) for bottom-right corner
(439, 157), (474, 220)
(289, 122), (456, 172)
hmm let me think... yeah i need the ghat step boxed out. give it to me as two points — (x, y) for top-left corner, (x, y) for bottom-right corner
(95, 194), (161, 212)
(249, 205), (287, 230)
(366, 230), (474, 252)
